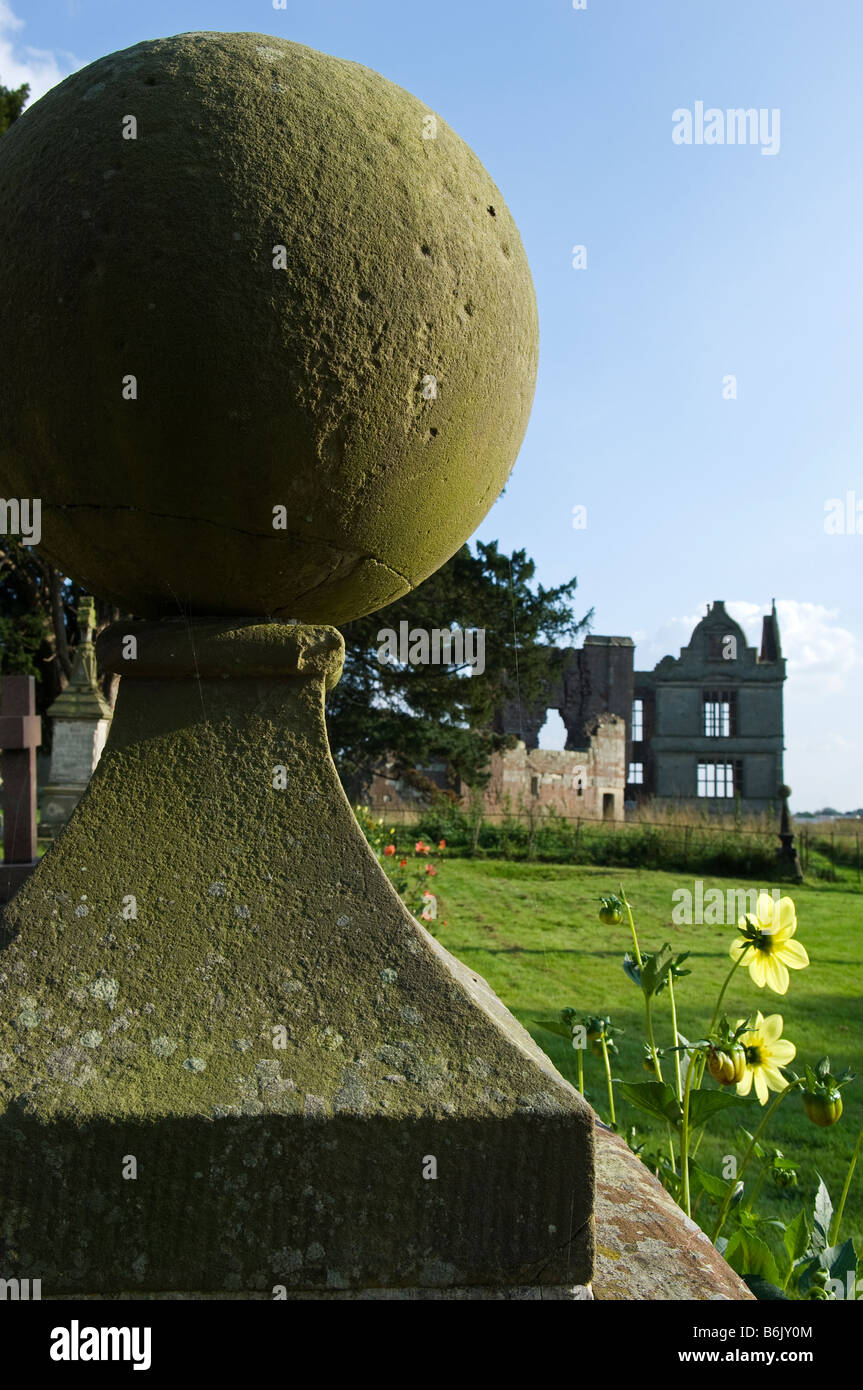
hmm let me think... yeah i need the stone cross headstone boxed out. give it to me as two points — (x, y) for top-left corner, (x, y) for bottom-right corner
(0, 674), (41, 903)
(41, 596), (113, 840)
(0, 32), (593, 1298)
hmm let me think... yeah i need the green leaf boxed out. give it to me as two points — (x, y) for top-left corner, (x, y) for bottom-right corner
(744, 1275), (789, 1301)
(823, 1240), (857, 1296)
(691, 1165), (733, 1201)
(766, 1232), (792, 1281)
(532, 1016), (575, 1042)
(620, 1080), (683, 1128)
(812, 1173), (833, 1254)
(783, 1208), (811, 1266)
(622, 952), (642, 988)
(688, 1089), (752, 1129)
(797, 1240), (857, 1297)
(641, 943), (675, 997)
(736, 1126), (765, 1161)
(725, 1231), (782, 1286)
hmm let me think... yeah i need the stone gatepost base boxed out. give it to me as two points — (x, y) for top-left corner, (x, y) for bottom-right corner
(0, 621), (594, 1298)
(55, 1285), (594, 1300)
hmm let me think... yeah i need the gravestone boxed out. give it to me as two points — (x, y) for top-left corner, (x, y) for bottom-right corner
(0, 675), (41, 903)
(0, 33), (594, 1297)
(41, 597), (113, 840)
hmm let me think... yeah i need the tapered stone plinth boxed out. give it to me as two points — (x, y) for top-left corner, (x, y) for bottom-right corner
(0, 620), (593, 1296)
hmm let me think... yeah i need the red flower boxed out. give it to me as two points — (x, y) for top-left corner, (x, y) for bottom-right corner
(415, 841), (425, 854)
(383, 844), (396, 856)
(425, 864), (437, 876)
(399, 858), (407, 868)
(438, 839), (446, 849)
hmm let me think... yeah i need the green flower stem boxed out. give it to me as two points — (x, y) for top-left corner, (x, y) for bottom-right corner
(667, 1127), (677, 1174)
(744, 1164), (767, 1216)
(829, 1124), (863, 1247)
(712, 1083), (795, 1243)
(620, 886), (663, 1080)
(680, 1046), (700, 1218)
(644, 993), (664, 1083)
(576, 1046), (584, 1096)
(667, 974), (683, 1103)
(620, 885), (643, 970)
(693, 949), (750, 1106)
(708, 951), (747, 1038)
(600, 1035), (616, 1127)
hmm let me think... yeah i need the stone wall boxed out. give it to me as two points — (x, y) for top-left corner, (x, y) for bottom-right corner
(367, 713), (627, 822)
(483, 714), (626, 821)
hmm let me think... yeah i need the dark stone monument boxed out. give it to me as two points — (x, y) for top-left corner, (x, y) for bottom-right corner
(776, 784), (804, 883)
(41, 596), (113, 840)
(0, 675), (41, 903)
(0, 33), (593, 1297)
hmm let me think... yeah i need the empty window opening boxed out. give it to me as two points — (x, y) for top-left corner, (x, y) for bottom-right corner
(703, 690), (737, 737)
(631, 698), (644, 741)
(537, 708), (567, 750)
(697, 760), (742, 798)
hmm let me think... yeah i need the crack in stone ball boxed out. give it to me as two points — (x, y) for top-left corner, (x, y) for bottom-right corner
(0, 32), (538, 623)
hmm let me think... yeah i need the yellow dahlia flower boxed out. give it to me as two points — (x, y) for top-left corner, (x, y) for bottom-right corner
(729, 893), (809, 995)
(735, 1012), (796, 1105)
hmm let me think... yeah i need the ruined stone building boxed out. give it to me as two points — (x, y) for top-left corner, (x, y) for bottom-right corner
(368, 600), (786, 820)
(631, 600), (785, 812)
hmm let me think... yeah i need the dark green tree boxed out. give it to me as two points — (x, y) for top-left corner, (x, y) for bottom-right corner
(0, 84), (126, 713)
(0, 81), (29, 136)
(0, 79), (87, 712)
(329, 541), (591, 800)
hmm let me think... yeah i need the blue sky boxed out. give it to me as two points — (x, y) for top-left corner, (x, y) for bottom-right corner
(5, 0), (862, 809)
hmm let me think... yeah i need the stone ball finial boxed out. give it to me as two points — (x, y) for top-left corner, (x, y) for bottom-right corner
(778, 785), (792, 799)
(0, 33), (538, 624)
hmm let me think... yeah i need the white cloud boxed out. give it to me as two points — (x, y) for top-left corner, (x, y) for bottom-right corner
(729, 599), (861, 696)
(0, 1), (79, 106)
(636, 598), (860, 697)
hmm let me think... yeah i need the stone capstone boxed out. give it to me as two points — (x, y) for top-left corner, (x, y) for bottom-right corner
(0, 32), (538, 624)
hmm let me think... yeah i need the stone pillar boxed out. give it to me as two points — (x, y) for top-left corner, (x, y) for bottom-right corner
(0, 619), (593, 1295)
(40, 597), (113, 840)
(0, 31), (592, 1299)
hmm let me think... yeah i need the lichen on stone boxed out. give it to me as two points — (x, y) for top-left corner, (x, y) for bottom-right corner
(89, 975), (119, 1009)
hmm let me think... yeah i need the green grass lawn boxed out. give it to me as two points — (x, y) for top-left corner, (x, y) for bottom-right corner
(427, 858), (863, 1245)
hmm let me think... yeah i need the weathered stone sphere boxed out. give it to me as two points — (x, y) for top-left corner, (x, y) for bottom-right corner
(0, 32), (538, 622)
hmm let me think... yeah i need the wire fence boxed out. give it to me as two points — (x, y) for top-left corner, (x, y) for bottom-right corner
(362, 804), (862, 883)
